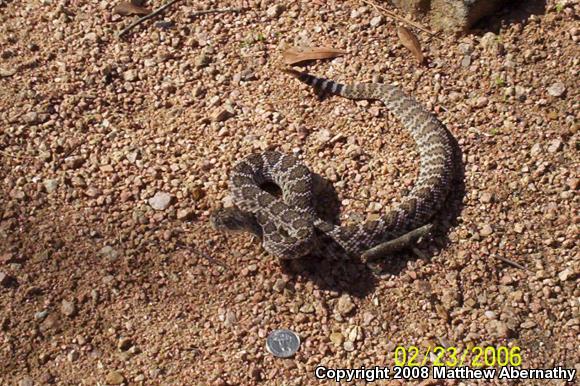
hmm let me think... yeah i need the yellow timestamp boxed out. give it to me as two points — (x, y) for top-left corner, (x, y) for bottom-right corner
(393, 346), (522, 368)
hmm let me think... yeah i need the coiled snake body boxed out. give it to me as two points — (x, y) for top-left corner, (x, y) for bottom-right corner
(210, 69), (456, 260)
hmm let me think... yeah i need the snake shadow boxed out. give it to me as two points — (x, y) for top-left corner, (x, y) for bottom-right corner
(280, 136), (466, 299)
(278, 172), (380, 298)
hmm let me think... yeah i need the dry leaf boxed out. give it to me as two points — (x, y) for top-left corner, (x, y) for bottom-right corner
(113, 1), (151, 16)
(397, 26), (424, 64)
(282, 46), (346, 65)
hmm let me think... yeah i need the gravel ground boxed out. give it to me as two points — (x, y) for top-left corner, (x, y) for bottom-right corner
(1, 0), (578, 385)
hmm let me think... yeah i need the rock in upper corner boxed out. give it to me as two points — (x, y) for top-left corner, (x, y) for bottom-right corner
(432, 0), (511, 32)
(389, 0), (511, 33)
(389, 0), (430, 15)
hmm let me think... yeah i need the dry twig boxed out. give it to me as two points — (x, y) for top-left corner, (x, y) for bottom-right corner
(53, 139), (84, 171)
(360, 0), (440, 39)
(495, 255), (529, 271)
(0, 149), (37, 161)
(187, 7), (243, 19)
(362, 223), (434, 261)
(118, 0), (242, 38)
(118, 0), (182, 37)
(191, 247), (231, 271)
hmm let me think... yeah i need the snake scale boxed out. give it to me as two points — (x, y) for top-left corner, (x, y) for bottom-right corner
(210, 69), (456, 260)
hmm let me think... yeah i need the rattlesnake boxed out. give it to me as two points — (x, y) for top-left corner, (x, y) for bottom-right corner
(210, 69), (456, 260)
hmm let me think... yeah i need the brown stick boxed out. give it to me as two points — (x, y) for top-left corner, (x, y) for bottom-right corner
(495, 255), (529, 272)
(0, 149), (36, 160)
(53, 139), (84, 171)
(191, 247), (231, 271)
(117, 0), (173, 37)
(187, 7), (243, 19)
(360, 0), (440, 40)
(362, 223), (433, 261)
(118, 0), (182, 37)
(118, 0), (242, 38)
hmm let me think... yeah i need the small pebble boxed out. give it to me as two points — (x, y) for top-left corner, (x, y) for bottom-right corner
(330, 332), (344, 346)
(34, 310), (48, 320)
(487, 320), (510, 338)
(480, 32), (498, 49)
(18, 376), (34, 386)
(224, 310), (237, 327)
(272, 278), (286, 293)
(61, 299), (76, 317)
(266, 4), (285, 18)
(100, 245), (118, 259)
(461, 55), (471, 68)
(0, 67), (16, 77)
(484, 310), (497, 319)
(43, 179), (59, 193)
(547, 82), (566, 97)
(211, 106), (235, 122)
(547, 139), (563, 153)
(479, 224), (493, 237)
(362, 312), (375, 325)
(479, 192), (493, 203)
(370, 16), (383, 27)
(530, 143), (542, 157)
(558, 268), (573, 281)
(336, 294), (356, 316)
(123, 70), (137, 82)
(474, 96), (488, 108)
(177, 208), (194, 220)
(194, 53), (211, 68)
(105, 371), (125, 385)
(67, 349), (79, 362)
(148, 192), (173, 210)
(343, 340), (355, 351)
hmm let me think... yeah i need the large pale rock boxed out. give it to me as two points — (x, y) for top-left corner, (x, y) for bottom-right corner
(387, 0), (510, 33)
(431, 0), (509, 32)
(390, 0), (430, 15)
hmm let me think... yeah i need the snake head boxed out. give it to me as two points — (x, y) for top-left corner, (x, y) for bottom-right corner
(209, 206), (262, 237)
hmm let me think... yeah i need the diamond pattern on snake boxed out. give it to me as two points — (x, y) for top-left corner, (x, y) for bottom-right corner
(210, 69), (457, 260)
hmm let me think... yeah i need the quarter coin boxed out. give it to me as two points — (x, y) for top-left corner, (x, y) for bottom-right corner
(266, 329), (300, 358)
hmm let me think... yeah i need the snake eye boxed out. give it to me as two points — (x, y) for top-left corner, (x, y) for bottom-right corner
(296, 228), (311, 239)
(209, 208), (237, 230)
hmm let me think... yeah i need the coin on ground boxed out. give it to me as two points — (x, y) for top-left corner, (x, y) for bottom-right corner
(266, 329), (300, 358)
